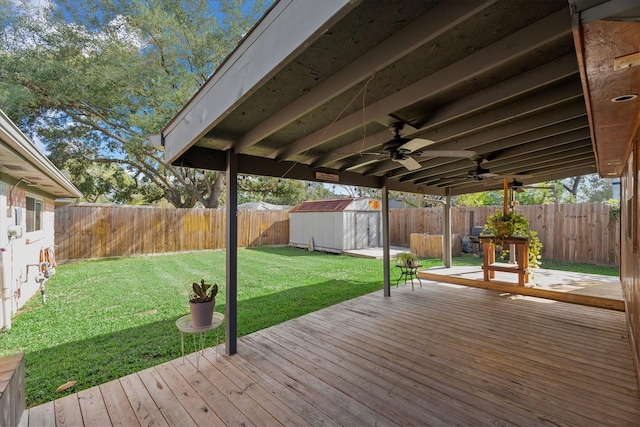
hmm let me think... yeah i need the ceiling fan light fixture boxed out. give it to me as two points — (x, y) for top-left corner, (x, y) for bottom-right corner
(509, 179), (524, 190)
(611, 94), (637, 102)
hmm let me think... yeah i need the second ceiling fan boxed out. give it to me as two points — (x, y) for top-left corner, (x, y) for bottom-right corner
(348, 123), (477, 171)
(452, 157), (532, 181)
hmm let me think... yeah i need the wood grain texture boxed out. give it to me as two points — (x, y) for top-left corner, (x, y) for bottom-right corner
(54, 204), (619, 265)
(27, 279), (640, 426)
(419, 265), (625, 311)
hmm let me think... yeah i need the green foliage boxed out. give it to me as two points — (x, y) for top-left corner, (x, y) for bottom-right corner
(484, 210), (531, 238)
(577, 174), (614, 202)
(483, 210), (543, 272)
(189, 279), (218, 303)
(238, 176), (334, 205)
(454, 191), (502, 206)
(0, 0), (268, 207)
(67, 161), (139, 203)
(606, 198), (620, 223)
(394, 252), (419, 267)
(454, 174), (616, 207)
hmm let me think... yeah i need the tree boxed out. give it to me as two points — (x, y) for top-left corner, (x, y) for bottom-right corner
(452, 174), (614, 207)
(454, 191), (503, 206)
(576, 174), (614, 202)
(237, 176), (334, 206)
(0, 0), (268, 207)
(335, 185), (381, 199)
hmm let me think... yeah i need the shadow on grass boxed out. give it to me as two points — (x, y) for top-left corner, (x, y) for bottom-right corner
(23, 277), (384, 407)
(246, 245), (344, 257)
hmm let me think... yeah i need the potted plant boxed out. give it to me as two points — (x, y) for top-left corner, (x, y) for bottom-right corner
(395, 252), (419, 268)
(483, 209), (542, 272)
(189, 279), (218, 327)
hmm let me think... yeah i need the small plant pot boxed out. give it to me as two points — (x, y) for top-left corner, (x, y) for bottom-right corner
(189, 300), (215, 327)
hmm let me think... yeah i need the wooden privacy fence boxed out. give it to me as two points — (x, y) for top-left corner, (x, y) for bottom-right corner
(55, 203), (620, 265)
(390, 203), (620, 266)
(54, 205), (290, 262)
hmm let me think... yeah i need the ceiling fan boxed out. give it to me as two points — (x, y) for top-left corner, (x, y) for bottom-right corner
(449, 157), (533, 181)
(346, 123), (477, 171)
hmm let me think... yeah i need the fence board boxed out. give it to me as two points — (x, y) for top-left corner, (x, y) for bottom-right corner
(55, 203), (619, 265)
(54, 205), (290, 262)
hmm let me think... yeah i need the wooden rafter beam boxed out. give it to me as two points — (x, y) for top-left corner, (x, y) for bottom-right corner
(309, 54), (580, 169)
(231, 0), (498, 153)
(273, 8), (573, 161)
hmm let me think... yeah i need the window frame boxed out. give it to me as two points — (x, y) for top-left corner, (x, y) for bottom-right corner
(25, 194), (44, 233)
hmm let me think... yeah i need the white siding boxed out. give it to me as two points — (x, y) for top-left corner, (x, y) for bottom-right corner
(289, 212), (345, 253)
(0, 182), (55, 328)
(289, 198), (382, 252)
(354, 211), (381, 248)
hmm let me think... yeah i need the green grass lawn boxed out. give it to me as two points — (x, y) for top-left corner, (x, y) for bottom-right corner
(0, 247), (441, 407)
(0, 247), (619, 407)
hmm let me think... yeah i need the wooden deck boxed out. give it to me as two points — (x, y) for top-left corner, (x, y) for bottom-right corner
(419, 266), (625, 311)
(23, 281), (640, 426)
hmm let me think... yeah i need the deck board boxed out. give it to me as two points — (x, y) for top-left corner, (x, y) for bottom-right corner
(418, 266), (625, 311)
(99, 380), (140, 427)
(118, 373), (170, 427)
(76, 386), (111, 426)
(25, 278), (640, 426)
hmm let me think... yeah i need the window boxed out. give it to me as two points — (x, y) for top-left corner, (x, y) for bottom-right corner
(26, 196), (43, 232)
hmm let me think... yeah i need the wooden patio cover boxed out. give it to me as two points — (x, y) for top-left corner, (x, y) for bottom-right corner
(156, 1), (640, 354)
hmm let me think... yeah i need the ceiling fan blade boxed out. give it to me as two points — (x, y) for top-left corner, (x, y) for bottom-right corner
(413, 150), (477, 158)
(397, 138), (435, 153)
(484, 173), (533, 179)
(396, 156), (422, 171)
(344, 157), (384, 171)
(330, 151), (380, 156)
(501, 173), (533, 179)
(477, 172), (499, 178)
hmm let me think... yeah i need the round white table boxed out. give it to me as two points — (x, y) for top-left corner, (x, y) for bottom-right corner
(175, 312), (224, 371)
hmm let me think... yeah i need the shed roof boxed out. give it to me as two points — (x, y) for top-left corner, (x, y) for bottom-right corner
(290, 198), (357, 213)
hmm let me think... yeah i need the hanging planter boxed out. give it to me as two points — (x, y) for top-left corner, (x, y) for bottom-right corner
(483, 210), (542, 272)
(490, 220), (513, 240)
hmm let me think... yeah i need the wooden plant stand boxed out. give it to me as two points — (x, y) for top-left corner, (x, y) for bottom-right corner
(479, 236), (530, 286)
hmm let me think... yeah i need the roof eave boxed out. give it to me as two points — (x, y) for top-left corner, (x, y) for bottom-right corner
(0, 110), (82, 198)
(162, 0), (361, 164)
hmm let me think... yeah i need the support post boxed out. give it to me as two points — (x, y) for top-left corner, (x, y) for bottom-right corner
(382, 177), (391, 297)
(503, 178), (509, 215)
(225, 149), (238, 355)
(444, 189), (452, 268)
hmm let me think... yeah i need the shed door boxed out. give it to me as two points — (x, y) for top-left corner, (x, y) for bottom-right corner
(355, 212), (380, 248)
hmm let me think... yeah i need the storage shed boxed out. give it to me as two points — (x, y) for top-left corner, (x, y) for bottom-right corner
(289, 198), (381, 253)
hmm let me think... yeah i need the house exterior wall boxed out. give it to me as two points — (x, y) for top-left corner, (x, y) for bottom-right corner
(620, 134), (640, 390)
(0, 178), (56, 328)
